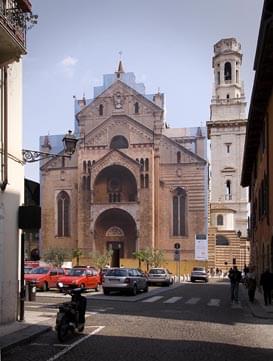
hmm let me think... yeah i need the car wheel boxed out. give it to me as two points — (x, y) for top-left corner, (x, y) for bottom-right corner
(103, 289), (110, 295)
(42, 282), (48, 291)
(95, 283), (100, 292)
(143, 284), (148, 293)
(191, 278), (195, 283)
(131, 285), (137, 296)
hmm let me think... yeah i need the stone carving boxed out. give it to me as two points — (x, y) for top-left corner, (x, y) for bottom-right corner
(106, 226), (125, 237)
(114, 92), (123, 109)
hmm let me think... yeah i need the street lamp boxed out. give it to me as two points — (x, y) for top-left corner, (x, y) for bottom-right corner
(22, 130), (78, 163)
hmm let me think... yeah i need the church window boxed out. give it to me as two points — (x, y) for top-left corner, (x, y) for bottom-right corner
(224, 62), (232, 81)
(172, 188), (187, 236)
(145, 158), (149, 171)
(83, 161), (86, 173)
(225, 180), (232, 200)
(140, 158), (144, 171)
(57, 191), (70, 237)
(177, 151), (181, 163)
(99, 104), (103, 116)
(110, 135), (129, 149)
(134, 102), (139, 114)
(217, 214), (224, 226)
(141, 174), (144, 188)
(145, 174), (149, 188)
(217, 71), (220, 85)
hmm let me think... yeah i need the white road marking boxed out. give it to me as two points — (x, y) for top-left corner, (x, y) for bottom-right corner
(46, 326), (105, 361)
(185, 297), (200, 304)
(142, 296), (163, 303)
(207, 299), (220, 307)
(163, 297), (182, 304)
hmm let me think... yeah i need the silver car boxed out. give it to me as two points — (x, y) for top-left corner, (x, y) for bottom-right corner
(102, 268), (148, 296)
(147, 268), (174, 286)
(190, 267), (208, 282)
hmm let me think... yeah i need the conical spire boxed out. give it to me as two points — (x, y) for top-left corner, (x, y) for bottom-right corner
(116, 60), (125, 78)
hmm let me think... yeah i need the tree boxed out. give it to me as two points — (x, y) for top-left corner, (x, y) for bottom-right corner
(89, 249), (113, 270)
(133, 247), (165, 271)
(72, 248), (83, 266)
(42, 247), (69, 267)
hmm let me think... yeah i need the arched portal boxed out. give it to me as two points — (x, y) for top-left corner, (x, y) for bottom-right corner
(94, 208), (137, 267)
(93, 165), (137, 203)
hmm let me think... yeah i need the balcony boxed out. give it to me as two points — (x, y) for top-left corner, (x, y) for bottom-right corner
(0, 0), (34, 66)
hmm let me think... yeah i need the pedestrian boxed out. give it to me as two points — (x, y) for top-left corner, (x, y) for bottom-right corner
(246, 266), (257, 303)
(260, 268), (273, 306)
(228, 265), (242, 303)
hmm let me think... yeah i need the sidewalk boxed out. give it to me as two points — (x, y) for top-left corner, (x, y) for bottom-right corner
(0, 310), (53, 353)
(241, 285), (273, 319)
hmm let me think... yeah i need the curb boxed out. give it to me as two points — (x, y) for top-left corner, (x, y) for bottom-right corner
(0, 324), (52, 353)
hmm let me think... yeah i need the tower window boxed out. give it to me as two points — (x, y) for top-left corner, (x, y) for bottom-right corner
(99, 104), (104, 116)
(226, 94), (230, 100)
(134, 102), (139, 114)
(226, 144), (231, 153)
(217, 214), (224, 226)
(225, 180), (232, 200)
(57, 191), (70, 237)
(224, 62), (232, 81)
(236, 70), (239, 83)
(177, 151), (181, 163)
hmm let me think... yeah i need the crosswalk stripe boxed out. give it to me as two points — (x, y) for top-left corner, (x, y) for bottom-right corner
(185, 297), (200, 304)
(142, 296), (163, 303)
(163, 297), (182, 304)
(207, 298), (220, 306)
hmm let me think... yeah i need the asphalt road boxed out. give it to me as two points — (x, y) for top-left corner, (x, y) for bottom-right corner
(3, 279), (273, 361)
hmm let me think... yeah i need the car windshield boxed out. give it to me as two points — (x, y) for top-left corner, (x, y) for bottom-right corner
(149, 269), (165, 275)
(67, 269), (86, 276)
(106, 269), (128, 277)
(30, 267), (49, 274)
(193, 267), (205, 272)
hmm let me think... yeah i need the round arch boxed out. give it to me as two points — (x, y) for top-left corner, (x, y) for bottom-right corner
(94, 208), (137, 266)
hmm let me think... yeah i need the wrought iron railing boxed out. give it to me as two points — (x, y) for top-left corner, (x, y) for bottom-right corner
(0, 0), (37, 47)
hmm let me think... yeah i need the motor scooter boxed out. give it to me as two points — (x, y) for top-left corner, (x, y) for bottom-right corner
(55, 283), (87, 342)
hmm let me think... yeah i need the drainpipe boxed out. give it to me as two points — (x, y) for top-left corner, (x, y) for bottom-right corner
(0, 66), (8, 191)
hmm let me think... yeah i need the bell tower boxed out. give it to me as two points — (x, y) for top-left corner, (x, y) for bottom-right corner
(207, 38), (248, 239)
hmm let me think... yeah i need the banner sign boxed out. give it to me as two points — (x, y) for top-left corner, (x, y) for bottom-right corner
(195, 234), (208, 260)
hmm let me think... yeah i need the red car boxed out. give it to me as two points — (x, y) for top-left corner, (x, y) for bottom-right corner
(25, 266), (65, 291)
(57, 267), (100, 291)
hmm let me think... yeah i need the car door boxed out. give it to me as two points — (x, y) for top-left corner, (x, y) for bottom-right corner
(48, 269), (58, 288)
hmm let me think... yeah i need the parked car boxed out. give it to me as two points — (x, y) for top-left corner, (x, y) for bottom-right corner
(24, 266), (65, 291)
(57, 267), (100, 291)
(102, 267), (148, 295)
(147, 268), (174, 286)
(190, 267), (208, 283)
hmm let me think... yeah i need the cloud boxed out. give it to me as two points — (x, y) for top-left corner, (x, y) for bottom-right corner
(61, 56), (78, 67)
(57, 56), (79, 78)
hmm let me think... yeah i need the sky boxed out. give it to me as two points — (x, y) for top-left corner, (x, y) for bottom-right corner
(23, 0), (264, 181)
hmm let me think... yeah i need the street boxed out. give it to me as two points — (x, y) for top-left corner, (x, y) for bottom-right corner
(2, 279), (273, 361)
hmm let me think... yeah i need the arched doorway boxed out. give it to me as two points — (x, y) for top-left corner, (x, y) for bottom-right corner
(94, 208), (137, 267)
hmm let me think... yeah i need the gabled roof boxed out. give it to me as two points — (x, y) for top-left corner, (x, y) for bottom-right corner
(76, 78), (163, 120)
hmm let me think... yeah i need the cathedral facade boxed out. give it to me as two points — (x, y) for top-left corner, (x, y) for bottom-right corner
(40, 62), (208, 266)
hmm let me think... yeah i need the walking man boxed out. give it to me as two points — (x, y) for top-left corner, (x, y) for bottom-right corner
(228, 266), (242, 303)
(260, 268), (273, 306)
